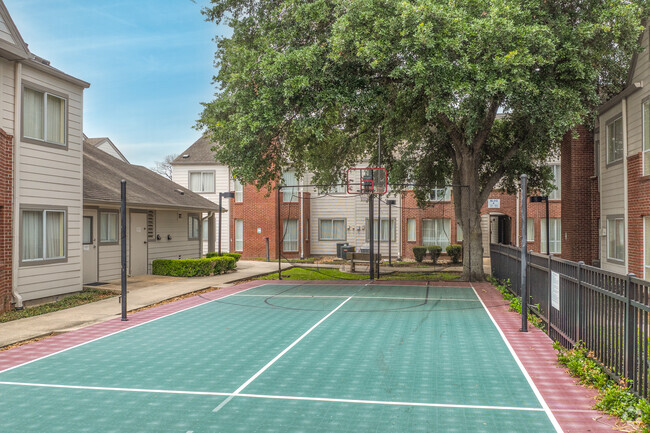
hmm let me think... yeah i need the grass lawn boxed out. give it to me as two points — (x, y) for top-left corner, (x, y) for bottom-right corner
(0, 288), (117, 323)
(257, 267), (461, 281)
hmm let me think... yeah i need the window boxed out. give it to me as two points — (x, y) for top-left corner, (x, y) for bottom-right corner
(23, 86), (66, 146)
(283, 219), (299, 252)
(319, 218), (346, 241)
(366, 218), (396, 241)
(541, 218), (561, 254)
(234, 219), (243, 251)
(99, 211), (118, 244)
(548, 164), (561, 200)
(645, 216), (650, 280)
(188, 214), (200, 240)
(643, 101), (650, 176)
(456, 222), (463, 242)
(527, 219), (534, 242)
(429, 187), (451, 201)
(233, 178), (243, 202)
(83, 216), (93, 245)
(607, 117), (623, 164)
(282, 171), (298, 202)
(407, 219), (416, 242)
(422, 219), (451, 248)
(189, 171), (215, 193)
(21, 208), (66, 263)
(202, 219), (209, 241)
(607, 216), (624, 261)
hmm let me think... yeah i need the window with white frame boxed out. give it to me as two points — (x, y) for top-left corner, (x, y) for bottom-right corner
(366, 218), (396, 241)
(644, 216), (650, 281)
(188, 214), (200, 240)
(407, 219), (416, 242)
(21, 209), (66, 263)
(422, 219), (451, 248)
(548, 164), (561, 200)
(319, 219), (346, 241)
(643, 101), (650, 176)
(234, 219), (243, 251)
(233, 178), (243, 202)
(99, 211), (118, 244)
(456, 222), (463, 242)
(283, 219), (299, 251)
(23, 86), (66, 146)
(429, 187), (451, 201)
(189, 171), (215, 193)
(607, 216), (625, 261)
(527, 219), (534, 242)
(282, 171), (298, 202)
(540, 218), (561, 254)
(607, 116), (623, 164)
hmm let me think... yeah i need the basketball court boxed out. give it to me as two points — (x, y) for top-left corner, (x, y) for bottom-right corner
(0, 281), (562, 432)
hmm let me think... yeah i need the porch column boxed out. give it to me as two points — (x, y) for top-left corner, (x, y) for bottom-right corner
(208, 213), (216, 253)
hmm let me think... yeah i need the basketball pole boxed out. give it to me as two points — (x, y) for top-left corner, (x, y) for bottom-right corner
(369, 192), (374, 280)
(376, 126), (381, 280)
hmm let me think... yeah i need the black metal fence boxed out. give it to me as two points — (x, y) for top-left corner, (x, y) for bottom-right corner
(490, 243), (650, 399)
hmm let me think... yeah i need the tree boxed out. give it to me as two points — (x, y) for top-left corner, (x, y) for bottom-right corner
(198, 0), (647, 280)
(150, 154), (177, 180)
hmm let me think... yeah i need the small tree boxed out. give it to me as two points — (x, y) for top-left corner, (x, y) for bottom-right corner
(150, 154), (177, 180)
(446, 245), (463, 264)
(413, 247), (427, 263)
(428, 246), (442, 265)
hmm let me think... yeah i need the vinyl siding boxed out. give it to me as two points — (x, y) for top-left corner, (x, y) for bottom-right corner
(96, 141), (127, 162)
(0, 58), (15, 134)
(16, 64), (84, 301)
(0, 15), (14, 45)
(147, 210), (201, 273)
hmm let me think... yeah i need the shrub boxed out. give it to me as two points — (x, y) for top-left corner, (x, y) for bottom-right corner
(152, 256), (236, 277)
(413, 246), (427, 263)
(446, 244), (462, 264)
(206, 252), (241, 262)
(427, 246), (442, 264)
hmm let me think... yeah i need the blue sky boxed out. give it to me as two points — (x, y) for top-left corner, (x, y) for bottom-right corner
(4, 0), (227, 167)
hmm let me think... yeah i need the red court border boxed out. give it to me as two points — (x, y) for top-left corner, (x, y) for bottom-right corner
(0, 280), (621, 432)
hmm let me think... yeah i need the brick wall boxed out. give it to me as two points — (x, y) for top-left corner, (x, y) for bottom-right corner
(627, 152), (650, 277)
(0, 129), (12, 313)
(561, 126), (600, 266)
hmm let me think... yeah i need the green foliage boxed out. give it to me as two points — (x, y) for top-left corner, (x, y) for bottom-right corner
(152, 257), (236, 277)
(206, 252), (241, 262)
(427, 246), (442, 264)
(491, 277), (543, 328)
(257, 267), (460, 281)
(413, 246), (427, 263)
(446, 244), (462, 264)
(0, 289), (116, 323)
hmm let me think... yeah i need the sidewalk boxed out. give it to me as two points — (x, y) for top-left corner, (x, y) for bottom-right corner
(0, 260), (290, 348)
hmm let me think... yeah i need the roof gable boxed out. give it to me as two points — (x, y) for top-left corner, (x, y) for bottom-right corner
(172, 135), (221, 165)
(85, 136), (129, 163)
(0, 1), (30, 59)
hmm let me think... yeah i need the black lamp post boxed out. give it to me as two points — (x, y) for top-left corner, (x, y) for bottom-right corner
(386, 199), (396, 265)
(530, 195), (549, 255)
(219, 191), (235, 256)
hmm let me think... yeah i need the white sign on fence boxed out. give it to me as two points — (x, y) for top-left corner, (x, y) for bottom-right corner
(551, 271), (560, 311)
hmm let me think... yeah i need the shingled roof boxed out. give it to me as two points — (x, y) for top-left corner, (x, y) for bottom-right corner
(84, 142), (222, 212)
(171, 135), (220, 165)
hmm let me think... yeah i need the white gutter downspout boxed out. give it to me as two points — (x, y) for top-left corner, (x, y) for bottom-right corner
(623, 97), (629, 273)
(12, 61), (22, 308)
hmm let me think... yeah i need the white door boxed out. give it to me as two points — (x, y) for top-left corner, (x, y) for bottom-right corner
(82, 210), (98, 284)
(130, 212), (148, 275)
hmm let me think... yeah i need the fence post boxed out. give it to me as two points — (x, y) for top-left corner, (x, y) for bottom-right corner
(547, 254), (553, 328)
(625, 273), (636, 379)
(576, 261), (583, 344)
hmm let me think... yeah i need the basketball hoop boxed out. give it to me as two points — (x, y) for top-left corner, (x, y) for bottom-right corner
(347, 168), (387, 195)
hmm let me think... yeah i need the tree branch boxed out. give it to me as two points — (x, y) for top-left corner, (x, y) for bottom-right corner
(478, 142), (521, 204)
(471, 98), (500, 152)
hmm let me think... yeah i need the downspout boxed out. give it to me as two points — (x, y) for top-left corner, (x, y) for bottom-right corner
(12, 61), (22, 309)
(623, 97), (629, 273)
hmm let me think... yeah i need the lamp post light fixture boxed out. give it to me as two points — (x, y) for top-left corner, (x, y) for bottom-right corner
(530, 195), (550, 255)
(386, 199), (396, 266)
(218, 191), (236, 256)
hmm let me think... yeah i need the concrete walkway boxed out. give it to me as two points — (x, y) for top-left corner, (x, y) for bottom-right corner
(0, 260), (289, 349)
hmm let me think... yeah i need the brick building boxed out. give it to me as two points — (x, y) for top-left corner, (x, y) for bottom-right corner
(0, 129), (12, 313)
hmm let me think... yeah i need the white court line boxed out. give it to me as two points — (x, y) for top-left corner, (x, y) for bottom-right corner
(233, 294), (480, 302)
(0, 381), (545, 413)
(212, 296), (353, 412)
(0, 283), (298, 375)
(470, 283), (563, 433)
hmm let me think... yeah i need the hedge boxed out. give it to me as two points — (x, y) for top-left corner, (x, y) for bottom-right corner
(152, 256), (236, 277)
(413, 246), (427, 263)
(427, 245), (442, 264)
(446, 244), (462, 264)
(206, 252), (241, 262)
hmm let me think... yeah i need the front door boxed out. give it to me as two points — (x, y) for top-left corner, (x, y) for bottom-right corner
(82, 210), (98, 284)
(130, 212), (148, 275)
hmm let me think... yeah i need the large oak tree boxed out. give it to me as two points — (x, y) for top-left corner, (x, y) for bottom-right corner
(198, 0), (647, 280)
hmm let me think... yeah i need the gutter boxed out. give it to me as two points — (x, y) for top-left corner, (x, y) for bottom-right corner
(623, 98), (629, 273)
(11, 61), (22, 309)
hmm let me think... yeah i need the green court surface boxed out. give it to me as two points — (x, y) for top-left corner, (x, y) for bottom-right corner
(0, 283), (561, 432)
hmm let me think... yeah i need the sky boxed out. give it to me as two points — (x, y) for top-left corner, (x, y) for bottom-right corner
(4, 0), (228, 168)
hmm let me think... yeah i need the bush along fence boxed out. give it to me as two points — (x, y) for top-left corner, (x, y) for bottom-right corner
(206, 252), (241, 262)
(152, 256), (236, 277)
(490, 243), (650, 400)
(412, 245), (462, 264)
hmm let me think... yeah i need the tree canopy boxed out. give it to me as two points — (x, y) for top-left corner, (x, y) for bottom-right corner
(198, 0), (647, 279)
